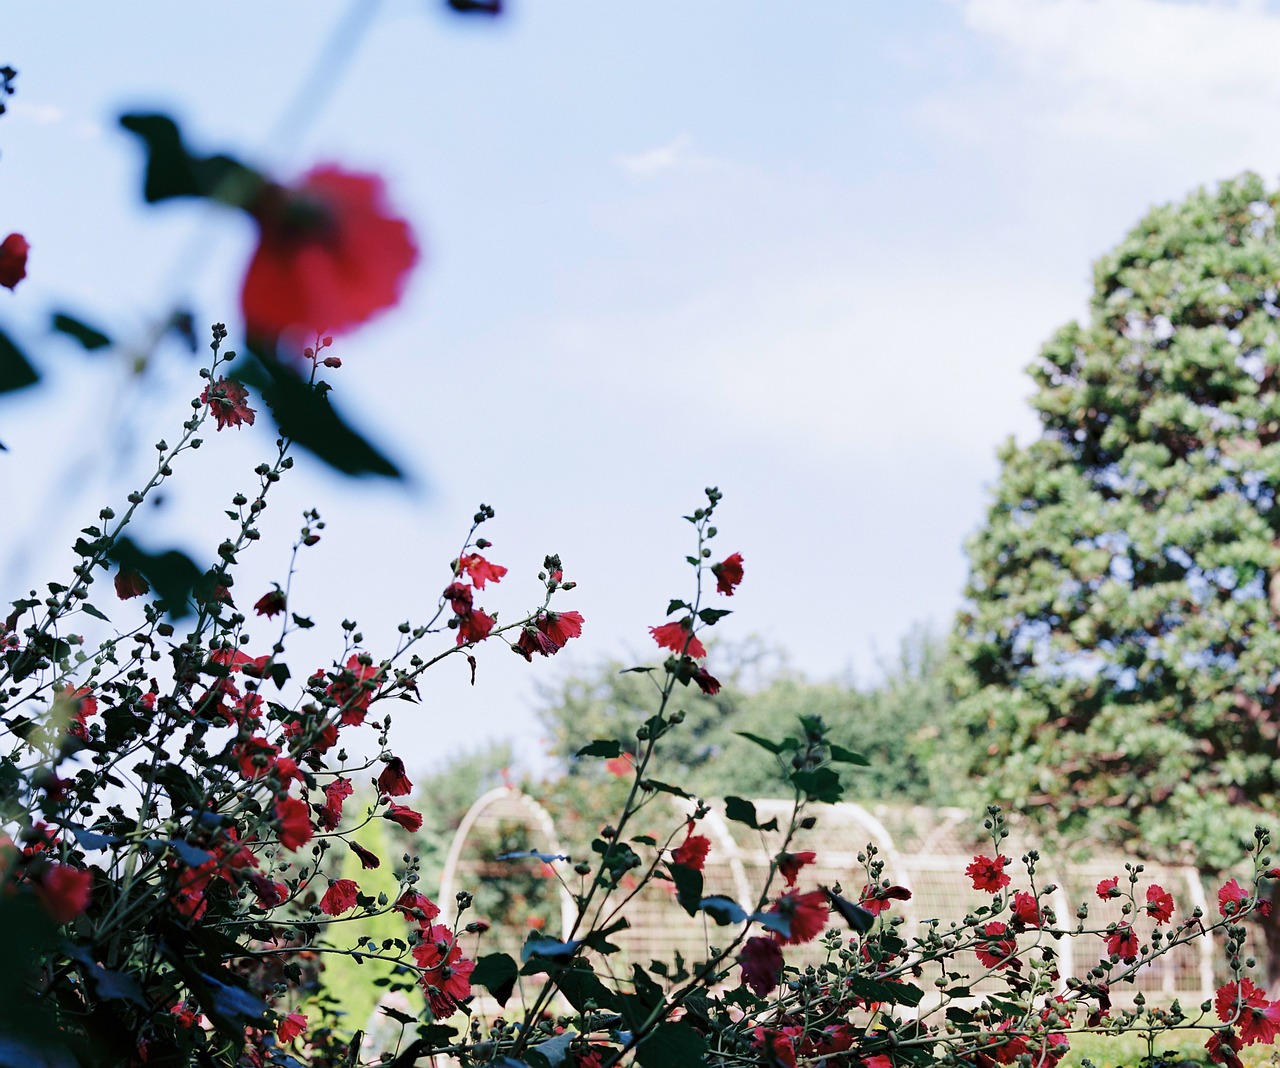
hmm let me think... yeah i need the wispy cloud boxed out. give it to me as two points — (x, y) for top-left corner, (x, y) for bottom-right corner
(616, 133), (726, 179)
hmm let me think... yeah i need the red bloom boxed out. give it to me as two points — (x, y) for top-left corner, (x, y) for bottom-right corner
(1011, 890), (1043, 928)
(443, 582), (473, 616)
(671, 831), (711, 871)
(235, 736), (280, 780)
(738, 936), (784, 996)
(275, 796), (313, 851)
(35, 864), (92, 923)
(966, 854), (1011, 893)
(241, 166), (418, 339)
(858, 882), (912, 917)
(456, 553), (507, 589)
(1217, 978), (1268, 1023)
(1145, 883), (1175, 925)
(603, 753), (634, 777)
(394, 890), (441, 924)
(540, 610), (583, 647)
(201, 378), (256, 431)
(1219, 878), (1251, 918)
(349, 841), (380, 869)
(377, 756), (413, 797)
(277, 1013), (307, 1043)
(1096, 876), (1120, 899)
(384, 803), (423, 832)
(413, 924), (475, 1018)
(320, 878), (360, 916)
(317, 777), (353, 830)
(1241, 1003), (1280, 1046)
(1207, 1029), (1245, 1068)
(456, 608), (496, 646)
(0, 233), (29, 290)
(248, 872), (288, 908)
(650, 620), (706, 659)
(114, 569), (150, 600)
(975, 920), (1019, 969)
(254, 588), (287, 618)
(769, 889), (829, 945)
(711, 552), (744, 595)
(1104, 923), (1140, 961)
(752, 1028), (797, 1068)
(327, 654), (382, 725)
(778, 851), (816, 888)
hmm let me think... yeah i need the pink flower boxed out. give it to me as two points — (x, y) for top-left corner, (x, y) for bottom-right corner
(200, 378), (256, 431)
(242, 166), (418, 339)
(711, 552), (744, 595)
(0, 233), (29, 290)
(966, 854), (1011, 893)
(320, 878), (359, 916)
(738, 936), (784, 996)
(650, 620), (706, 659)
(1145, 883), (1175, 925)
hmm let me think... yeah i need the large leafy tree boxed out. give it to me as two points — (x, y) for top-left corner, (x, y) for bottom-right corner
(954, 173), (1280, 873)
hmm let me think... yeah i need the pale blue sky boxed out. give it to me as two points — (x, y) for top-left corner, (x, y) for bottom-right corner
(7, 0), (1280, 774)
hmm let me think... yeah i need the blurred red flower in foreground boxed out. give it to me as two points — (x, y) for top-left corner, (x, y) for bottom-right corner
(242, 167), (418, 338)
(0, 233), (29, 290)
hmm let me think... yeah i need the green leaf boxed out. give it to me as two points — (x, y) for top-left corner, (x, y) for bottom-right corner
(642, 780), (693, 800)
(697, 608), (731, 625)
(619, 666), (654, 674)
(844, 974), (923, 1007)
(698, 896), (747, 926)
(723, 795), (777, 832)
(830, 744), (870, 767)
(527, 1031), (576, 1068)
(554, 962), (619, 1012)
(497, 850), (568, 864)
(735, 731), (782, 754)
(79, 602), (110, 622)
(790, 766), (844, 803)
(666, 599), (690, 616)
(666, 862), (703, 917)
(0, 328), (38, 394)
(379, 1006), (417, 1025)
(51, 312), (111, 351)
(826, 889), (876, 934)
(634, 1020), (707, 1068)
(575, 739), (622, 759)
(119, 113), (263, 206)
(520, 933), (580, 964)
(749, 909), (791, 939)
(471, 953), (518, 1007)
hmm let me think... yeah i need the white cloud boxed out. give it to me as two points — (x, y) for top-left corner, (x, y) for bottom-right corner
(10, 100), (65, 125)
(616, 133), (726, 179)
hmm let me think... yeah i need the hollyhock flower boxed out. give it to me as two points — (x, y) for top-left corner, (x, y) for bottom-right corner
(988, 1021), (1032, 1065)
(254, 587), (286, 617)
(859, 882), (912, 917)
(1011, 890), (1043, 928)
(201, 378), (256, 431)
(1104, 923), (1140, 961)
(650, 619), (706, 659)
(603, 753), (634, 777)
(275, 796), (313, 850)
(1145, 883), (1175, 925)
(0, 232), (29, 289)
(277, 1013), (307, 1043)
(241, 166), (418, 339)
(317, 777), (353, 831)
(539, 610), (583, 648)
(35, 864), (92, 923)
(864, 1057), (893, 1068)
(1207, 1029), (1245, 1068)
(1217, 978), (1268, 1023)
(752, 1028), (797, 1068)
(769, 889), (829, 945)
(456, 553), (507, 589)
(236, 736), (280, 780)
(320, 878), (359, 916)
(1219, 879), (1251, 917)
(378, 756), (413, 796)
(384, 803), (424, 832)
(171, 1003), (202, 1029)
(394, 889), (441, 923)
(248, 872), (288, 908)
(443, 582), (473, 616)
(456, 608), (496, 646)
(413, 924), (475, 1019)
(692, 666), (721, 695)
(349, 841), (380, 869)
(778, 851), (816, 888)
(810, 1024), (856, 1056)
(114, 569), (150, 600)
(514, 625), (558, 660)
(59, 686), (98, 741)
(738, 936), (784, 996)
(671, 830), (711, 871)
(975, 921), (1019, 969)
(966, 854), (1011, 893)
(1241, 1003), (1280, 1046)
(327, 654), (382, 725)
(1096, 876), (1121, 899)
(711, 552), (744, 595)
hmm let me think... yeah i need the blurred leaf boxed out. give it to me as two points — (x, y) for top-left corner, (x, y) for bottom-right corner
(52, 312), (111, 351)
(635, 1020), (706, 1068)
(666, 862), (703, 917)
(527, 1032), (575, 1068)
(750, 909), (791, 939)
(735, 731), (782, 755)
(520, 933), (580, 964)
(107, 537), (203, 619)
(497, 850), (568, 864)
(0, 328), (38, 394)
(119, 113), (262, 206)
(698, 895), (747, 926)
(845, 974), (923, 1007)
(826, 888), (876, 934)
(830, 744), (869, 767)
(790, 767), (843, 803)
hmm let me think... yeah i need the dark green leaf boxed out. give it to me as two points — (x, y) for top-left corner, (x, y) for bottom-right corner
(826, 888), (876, 934)
(724, 795), (777, 831)
(107, 537), (203, 619)
(527, 1032), (575, 1068)
(471, 953), (518, 1007)
(844, 974), (923, 1007)
(697, 608), (731, 625)
(735, 731), (782, 754)
(642, 779), (693, 800)
(0, 328), (38, 394)
(619, 666), (654, 674)
(520, 933), (580, 964)
(575, 739), (622, 759)
(790, 766), (843, 803)
(830, 744), (870, 767)
(379, 1006), (417, 1025)
(698, 895), (747, 926)
(69, 826), (120, 851)
(119, 113), (263, 206)
(52, 312), (111, 351)
(291, 614), (314, 629)
(750, 909), (791, 939)
(79, 602), (110, 622)
(554, 962), (619, 1012)
(635, 1020), (707, 1068)
(666, 599), (690, 616)
(666, 862), (703, 917)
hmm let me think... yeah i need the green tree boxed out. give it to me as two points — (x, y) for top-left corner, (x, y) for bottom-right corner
(953, 173), (1280, 875)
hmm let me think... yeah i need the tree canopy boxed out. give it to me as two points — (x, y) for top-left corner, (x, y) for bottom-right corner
(954, 173), (1280, 870)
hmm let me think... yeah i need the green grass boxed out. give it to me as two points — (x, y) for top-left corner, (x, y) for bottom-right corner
(1059, 1030), (1280, 1068)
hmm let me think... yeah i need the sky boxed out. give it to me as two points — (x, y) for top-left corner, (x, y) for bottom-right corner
(6, 0), (1280, 777)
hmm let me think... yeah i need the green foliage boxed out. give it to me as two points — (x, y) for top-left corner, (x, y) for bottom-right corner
(954, 172), (1280, 870)
(536, 631), (957, 804)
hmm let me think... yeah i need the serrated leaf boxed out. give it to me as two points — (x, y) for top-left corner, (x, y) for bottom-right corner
(790, 766), (843, 803)
(380, 1005), (417, 1025)
(666, 599), (690, 616)
(52, 312), (111, 351)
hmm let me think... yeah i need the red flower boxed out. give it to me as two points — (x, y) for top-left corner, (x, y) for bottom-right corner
(317, 777), (353, 830)
(858, 882), (912, 917)
(235, 736), (280, 780)
(1217, 978), (1268, 1023)
(692, 666), (720, 695)
(1011, 890), (1043, 928)
(277, 1013), (307, 1043)
(384, 803), (423, 832)
(456, 608), (496, 646)
(1207, 1029), (1245, 1068)
(443, 582), (473, 616)
(777, 851), (816, 888)
(603, 753), (634, 777)
(241, 166), (418, 339)
(737, 936), (784, 995)
(35, 864), (92, 923)
(1104, 923), (1140, 961)
(752, 1028), (797, 1068)
(456, 553), (507, 589)
(275, 796), (313, 850)
(1216, 978), (1280, 1047)
(394, 890), (441, 923)
(1096, 876), (1120, 899)
(1241, 1003), (1280, 1046)
(0, 233), (29, 290)
(769, 889), (829, 945)
(975, 920), (1019, 969)
(671, 830), (711, 871)
(514, 610), (585, 660)
(201, 378), (256, 431)
(248, 872), (288, 908)
(413, 924), (475, 1018)
(650, 620), (706, 659)
(114, 569), (150, 600)
(254, 587), (287, 618)
(349, 841), (380, 869)
(966, 854), (1011, 893)
(320, 878), (360, 916)
(378, 756), (413, 797)
(1219, 878), (1251, 918)
(711, 552), (744, 595)
(327, 654), (382, 725)
(1145, 883), (1175, 925)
